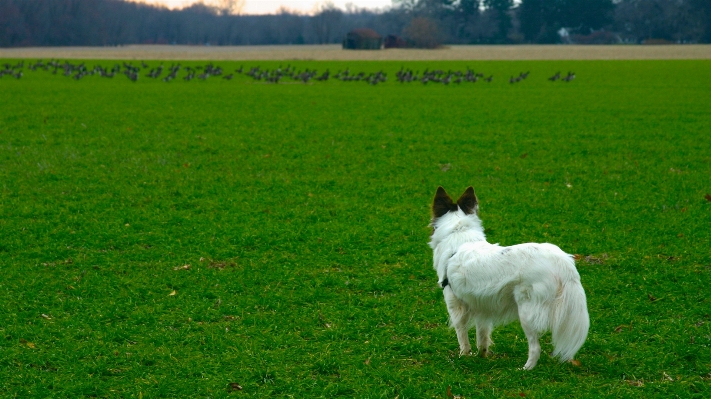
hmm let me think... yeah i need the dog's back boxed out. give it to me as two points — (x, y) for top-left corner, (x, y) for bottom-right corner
(447, 242), (584, 326)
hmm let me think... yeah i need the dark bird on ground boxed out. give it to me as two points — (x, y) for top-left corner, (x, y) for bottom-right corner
(315, 70), (330, 81)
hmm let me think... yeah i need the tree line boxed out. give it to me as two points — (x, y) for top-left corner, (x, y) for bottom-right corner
(0, 0), (709, 47)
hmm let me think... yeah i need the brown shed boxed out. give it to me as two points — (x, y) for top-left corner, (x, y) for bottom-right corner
(342, 28), (383, 50)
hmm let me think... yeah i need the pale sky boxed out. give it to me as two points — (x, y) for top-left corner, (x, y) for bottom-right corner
(136, 0), (394, 14)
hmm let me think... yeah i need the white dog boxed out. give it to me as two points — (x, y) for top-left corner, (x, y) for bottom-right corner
(429, 186), (589, 370)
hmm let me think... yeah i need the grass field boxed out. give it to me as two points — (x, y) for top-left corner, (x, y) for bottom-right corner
(1, 59), (711, 398)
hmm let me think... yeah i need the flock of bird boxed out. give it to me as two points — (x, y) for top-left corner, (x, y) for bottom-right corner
(1, 59), (576, 86)
(242, 65), (388, 85)
(1, 61), (24, 79)
(547, 71), (577, 82)
(396, 68), (494, 84)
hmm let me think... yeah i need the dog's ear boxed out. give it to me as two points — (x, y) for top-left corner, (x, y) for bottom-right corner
(433, 186), (457, 218)
(456, 186), (479, 215)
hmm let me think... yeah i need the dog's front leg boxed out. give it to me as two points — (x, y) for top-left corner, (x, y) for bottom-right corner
(444, 288), (472, 355)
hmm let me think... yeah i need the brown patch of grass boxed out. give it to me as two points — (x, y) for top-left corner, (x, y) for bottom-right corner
(2, 44), (710, 61)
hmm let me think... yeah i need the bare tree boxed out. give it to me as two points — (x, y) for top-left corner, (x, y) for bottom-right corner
(208, 0), (245, 15)
(483, 0), (513, 42)
(402, 16), (442, 47)
(392, 0), (419, 12)
(311, 2), (343, 44)
(613, 0), (702, 43)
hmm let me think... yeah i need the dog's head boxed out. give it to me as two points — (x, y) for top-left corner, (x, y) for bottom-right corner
(432, 186), (479, 220)
(430, 186), (482, 245)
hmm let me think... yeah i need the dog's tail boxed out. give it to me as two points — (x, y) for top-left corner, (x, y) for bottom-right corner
(550, 271), (590, 362)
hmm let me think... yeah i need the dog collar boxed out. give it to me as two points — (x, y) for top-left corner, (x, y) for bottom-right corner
(440, 251), (456, 289)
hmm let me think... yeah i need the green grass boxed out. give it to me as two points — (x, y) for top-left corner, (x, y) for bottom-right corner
(1, 59), (710, 398)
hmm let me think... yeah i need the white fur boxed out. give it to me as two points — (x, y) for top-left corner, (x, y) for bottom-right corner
(430, 207), (589, 370)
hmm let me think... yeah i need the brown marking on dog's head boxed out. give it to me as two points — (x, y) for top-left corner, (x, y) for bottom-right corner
(432, 186), (458, 219)
(456, 186), (479, 215)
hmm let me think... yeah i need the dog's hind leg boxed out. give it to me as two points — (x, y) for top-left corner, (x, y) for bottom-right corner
(475, 321), (493, 358)
(518, 303), (542, 370)
(444, 288), (472, 355)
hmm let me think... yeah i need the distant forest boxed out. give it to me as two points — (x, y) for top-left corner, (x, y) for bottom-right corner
(0, 0), (709, 47)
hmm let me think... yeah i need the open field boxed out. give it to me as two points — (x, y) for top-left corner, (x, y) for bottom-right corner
(1, 59), (711, 397)
(1, 44), (711, 61)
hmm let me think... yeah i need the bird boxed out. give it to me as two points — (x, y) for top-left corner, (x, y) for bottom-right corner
(315, 70), (330, 81)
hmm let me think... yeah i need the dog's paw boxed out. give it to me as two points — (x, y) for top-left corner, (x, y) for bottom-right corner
(476, 348), (493, 358)
(458, 349), (473, 357)
(521, 362), (537, 370)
